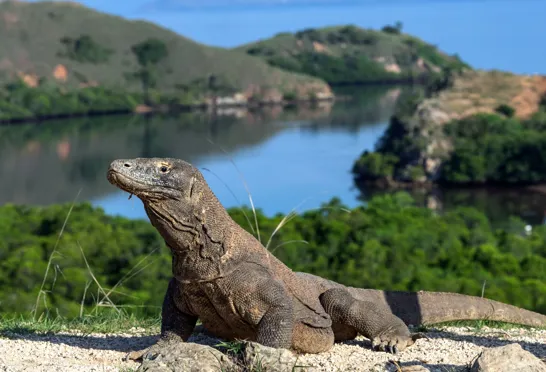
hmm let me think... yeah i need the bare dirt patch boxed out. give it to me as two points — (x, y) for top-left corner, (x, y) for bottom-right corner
(1, 326), (544, 371)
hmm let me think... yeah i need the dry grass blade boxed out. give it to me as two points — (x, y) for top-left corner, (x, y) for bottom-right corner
(270, 239), (309, 254)
(201, 167), (257, 236)
(77, 241), (121, 314)
(388, 360), (403, 372)
(205, 137), (261, 243)
(100, 247), (160, 303)
(79, 280), (92, 318)
(265, 203), (351, 252)
(264, 191), (331, 251)
(32, 188), (82, 320)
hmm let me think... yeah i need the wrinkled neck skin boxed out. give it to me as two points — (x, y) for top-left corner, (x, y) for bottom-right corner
(142, 182), (244, 283)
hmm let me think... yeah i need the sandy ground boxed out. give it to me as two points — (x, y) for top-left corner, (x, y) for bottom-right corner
(0, 326), (545, 372)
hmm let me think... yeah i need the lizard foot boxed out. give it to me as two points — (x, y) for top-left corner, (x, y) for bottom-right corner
(123, 342), (163, 362)
(371, 324), (426, 354)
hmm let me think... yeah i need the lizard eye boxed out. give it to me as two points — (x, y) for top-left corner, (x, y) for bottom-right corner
(160, 165), (169, 173)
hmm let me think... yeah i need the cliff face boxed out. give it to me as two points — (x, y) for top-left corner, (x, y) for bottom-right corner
(355, 70), (546, 185)
(413, 70), (546, 180)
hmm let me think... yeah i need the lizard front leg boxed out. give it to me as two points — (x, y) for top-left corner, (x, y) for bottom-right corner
(229, 266), (295, 349)
(255, 289), (294, 348)
(125, 278), (198, 361)
(320, 288), (422, 354)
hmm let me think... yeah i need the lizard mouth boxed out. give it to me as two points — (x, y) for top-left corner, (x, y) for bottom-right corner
(107, 169), (149, 196)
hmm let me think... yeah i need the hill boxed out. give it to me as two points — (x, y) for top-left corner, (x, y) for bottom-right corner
(0, 1), (331, 103)
(352, 69), (546, 187)
(235, 24), (470, 85)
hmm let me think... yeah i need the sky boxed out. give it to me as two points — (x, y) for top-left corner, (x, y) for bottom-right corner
(25, 0), (546, 74)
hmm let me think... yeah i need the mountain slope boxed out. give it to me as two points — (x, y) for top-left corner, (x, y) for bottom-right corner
(0, 1), (331, 98)
(235, 25), (470, 84)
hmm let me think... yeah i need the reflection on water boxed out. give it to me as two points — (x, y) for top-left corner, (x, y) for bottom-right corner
(358, 185), (546, 227)
(0, 86), (401, 217)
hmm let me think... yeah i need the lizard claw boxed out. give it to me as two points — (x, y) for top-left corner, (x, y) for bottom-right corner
(123, 345), (161, 362)
(371, 324), (424, 354)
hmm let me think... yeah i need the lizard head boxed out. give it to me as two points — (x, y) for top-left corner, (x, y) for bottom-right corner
(107, 157), (203, 204)
(107, 157), (237, 277)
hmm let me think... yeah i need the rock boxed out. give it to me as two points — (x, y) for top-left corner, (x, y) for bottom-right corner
(138, 342), (236, 372)
(470, 343), (546, 372)
(242, 341), (301, 372)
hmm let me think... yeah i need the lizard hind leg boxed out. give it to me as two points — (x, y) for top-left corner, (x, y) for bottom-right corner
(319, 288), (419, 354)
(291, 322), (335, 354)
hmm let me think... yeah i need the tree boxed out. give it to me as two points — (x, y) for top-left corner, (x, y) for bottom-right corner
(59, 35), (113, 64)
(495, 104), (516, 118)
(381, 21), (403, 35)
(130, 38), (169, 103)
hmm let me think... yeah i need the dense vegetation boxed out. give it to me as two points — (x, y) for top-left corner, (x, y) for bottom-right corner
(236, 24), (470, 85)
(353, 109), (546, 186)
(440, 112), (546, 184)
(0, 77), (217, 122)
(0, 79), (140, 121)
(1, 193), (544, 319)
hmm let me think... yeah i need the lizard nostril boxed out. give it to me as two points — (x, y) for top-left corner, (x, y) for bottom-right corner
(124, 162), (131, 168)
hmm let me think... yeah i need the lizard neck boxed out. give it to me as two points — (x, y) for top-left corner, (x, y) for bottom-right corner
(143, 185), (240, 282)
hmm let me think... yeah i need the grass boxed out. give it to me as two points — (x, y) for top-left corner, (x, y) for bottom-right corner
(2, 312), (540, 340)
(0, 311), (160, 337)
(414, 319), (546, 334)
(0, 1), (325, 94)
(433, 69), (546, 119)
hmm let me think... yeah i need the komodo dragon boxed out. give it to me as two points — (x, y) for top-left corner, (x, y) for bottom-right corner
(106, 157), (546, 359)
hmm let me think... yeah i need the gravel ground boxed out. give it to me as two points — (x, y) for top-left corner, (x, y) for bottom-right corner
(0, 326), (544, 372)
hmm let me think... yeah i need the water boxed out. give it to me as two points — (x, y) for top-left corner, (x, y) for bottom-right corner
(0, 87), (401, 218)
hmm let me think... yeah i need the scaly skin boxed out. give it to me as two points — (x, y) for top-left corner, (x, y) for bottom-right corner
(106, 157), (546, 360)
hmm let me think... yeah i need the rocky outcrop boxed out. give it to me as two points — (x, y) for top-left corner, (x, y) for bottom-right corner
(136, 341), (300, 372)
(243, 342), (299, 372)
(354, 70), (546, 185)
(470, 343), (546, 372)
(415, 70), (546, 179)
(137, 342), (236, 372)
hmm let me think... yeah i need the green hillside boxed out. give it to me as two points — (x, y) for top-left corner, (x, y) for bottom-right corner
(0, 1), (330, 100)
(235, 24), (470, 85)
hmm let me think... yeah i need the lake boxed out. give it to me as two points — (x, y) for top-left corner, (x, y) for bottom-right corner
(0, 86), (398, 217)
(2, 85), (546, 226)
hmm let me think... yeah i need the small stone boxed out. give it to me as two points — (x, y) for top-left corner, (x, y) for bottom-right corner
(138, 342), (236, 372)
(470, 343), (546, 372)
(243, 341), (300, 372)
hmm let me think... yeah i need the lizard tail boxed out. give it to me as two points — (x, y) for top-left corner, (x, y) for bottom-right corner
(346, 288), (546, 327)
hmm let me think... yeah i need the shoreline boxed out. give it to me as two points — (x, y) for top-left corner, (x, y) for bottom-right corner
(0, 95), (338, 126)
(351, 174), (546, 203)
(354, 177), (546, 194)
(0, 77), (439, 126)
